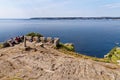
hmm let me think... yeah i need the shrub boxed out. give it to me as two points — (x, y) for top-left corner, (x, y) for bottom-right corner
(26, 32), (43, 37)
(0, 43), (3, 48)
(58, 43), (75, 51)
(105, 46), (120, 63)
(0, 42), (10, 48)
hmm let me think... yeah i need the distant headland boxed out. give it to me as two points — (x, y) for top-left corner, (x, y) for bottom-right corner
(0, 17), (120, 20)
(30, 17), (120, 20)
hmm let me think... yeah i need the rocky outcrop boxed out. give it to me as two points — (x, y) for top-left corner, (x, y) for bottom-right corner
(0, 42), (120, 80)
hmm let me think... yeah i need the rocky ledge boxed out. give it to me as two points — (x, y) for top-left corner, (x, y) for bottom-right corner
(0, 41), (120, 80)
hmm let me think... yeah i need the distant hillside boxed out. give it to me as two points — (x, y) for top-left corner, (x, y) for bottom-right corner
(30, 17), (120, 20)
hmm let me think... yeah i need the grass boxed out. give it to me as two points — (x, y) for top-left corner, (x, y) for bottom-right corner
(104, 46), (120, 63)
(57, 43), (75, 51)
(58, 46), (111, 63)
(56, 43), (112, 63)
(0, 43), (3, 48)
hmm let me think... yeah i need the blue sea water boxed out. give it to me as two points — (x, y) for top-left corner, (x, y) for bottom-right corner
(0, 19), (120, 58)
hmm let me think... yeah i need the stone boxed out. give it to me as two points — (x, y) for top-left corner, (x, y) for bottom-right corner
(22, 46), (31, 51)
(20, 36), (24, 41)
(53, 38), (60, 47)
(32, 48), (37, 52)
(7, 41), (13, 47)
(24, 36), (27, 47)
(33, 36), (40, 42)
(40, 37), (46, 43)
(47, 37), (53, 43)
(13, 38), (19, 44)
(26, 36), (32, 40)
(35, 43), (44, 47)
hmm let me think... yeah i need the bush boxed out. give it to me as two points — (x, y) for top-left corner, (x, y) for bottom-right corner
(58, 43), (75, 51)
(26, 32), (43, 37)
(0, 42), (10, 48)
(105, 46), (120, 63)
(0, 43), (3, 48)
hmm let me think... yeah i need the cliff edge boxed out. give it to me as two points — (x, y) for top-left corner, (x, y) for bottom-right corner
(0, 41), (120, 80)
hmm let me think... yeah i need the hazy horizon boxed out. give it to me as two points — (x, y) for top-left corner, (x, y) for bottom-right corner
(1, 16), (120, 19)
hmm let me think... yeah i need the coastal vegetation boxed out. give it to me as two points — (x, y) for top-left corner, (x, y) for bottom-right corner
(56, 42), (111, 63)
(0, 42), (8, 48)
(58, 47), (111, 63)
(105, 47), (120, 63)
(26, 32), (43, 37)
(58, 43), (75, 51)
(0, 43), (3, 48)
(58, 45), (120, 64)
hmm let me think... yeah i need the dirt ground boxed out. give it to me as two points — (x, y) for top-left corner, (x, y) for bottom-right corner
(0, 41), (120, 80)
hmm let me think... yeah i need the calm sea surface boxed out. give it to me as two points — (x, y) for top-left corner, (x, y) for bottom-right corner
(0, 19), (120, 58)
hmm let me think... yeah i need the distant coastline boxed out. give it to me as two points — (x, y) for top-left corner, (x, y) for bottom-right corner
(0, 17), (120, 20)
(30, 17), (120, 20)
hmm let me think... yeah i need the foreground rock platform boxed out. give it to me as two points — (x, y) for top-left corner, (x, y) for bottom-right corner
(0, 41), (120, 80)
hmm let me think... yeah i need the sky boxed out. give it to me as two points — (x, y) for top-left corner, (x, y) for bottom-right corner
(0, 0), (120, 18)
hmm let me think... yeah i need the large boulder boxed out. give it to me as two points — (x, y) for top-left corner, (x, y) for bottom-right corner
(40, 37), (46, 43)
(47, 37), (53, 43)
(33, 36), (40, 42)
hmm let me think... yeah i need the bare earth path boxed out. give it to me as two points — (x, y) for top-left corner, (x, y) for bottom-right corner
(0, 42), (120, 80)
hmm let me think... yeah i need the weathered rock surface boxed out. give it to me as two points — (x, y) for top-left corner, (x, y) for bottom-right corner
(0, 42), (120, 80)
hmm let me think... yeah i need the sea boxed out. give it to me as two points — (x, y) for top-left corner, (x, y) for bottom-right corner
(0, 19), (120, 58)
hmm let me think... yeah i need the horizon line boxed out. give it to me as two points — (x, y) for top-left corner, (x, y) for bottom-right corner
(0, 16), (120, 20)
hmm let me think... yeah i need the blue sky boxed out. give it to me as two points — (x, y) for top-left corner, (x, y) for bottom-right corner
(0, 0), (120, 18)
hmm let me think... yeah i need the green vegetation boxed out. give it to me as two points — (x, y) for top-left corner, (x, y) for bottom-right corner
(0, 42), (10, 48)
(0, 43), (3, 48)
(105, 46), (120, 63)
(57, 43), (75, 51)
(58, 47), (111, 63)
(26, 32), (43, 37)
(57, 43), (111, 63)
